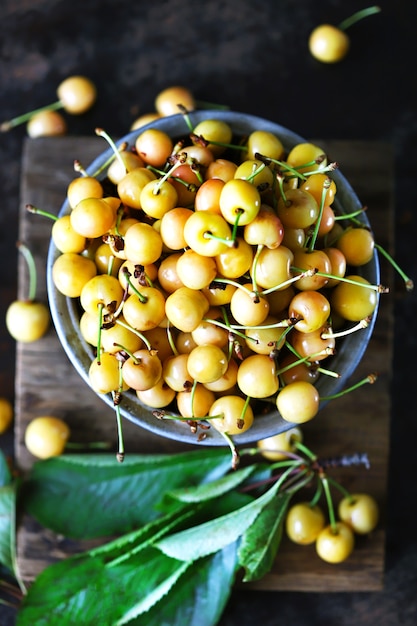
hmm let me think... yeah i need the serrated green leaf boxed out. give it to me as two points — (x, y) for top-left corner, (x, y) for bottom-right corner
(16, 507), (198, 626)
(238, 491), (292, 582)
(127, 541), (239, 626)
(155, 478), (282, 562)
(0, 483), (16, 573)
(166, 464), (257, 503)
(23, 449), (231, 538)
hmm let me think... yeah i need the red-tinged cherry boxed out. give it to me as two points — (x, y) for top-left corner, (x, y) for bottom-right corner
(300, 173), (337, 206)
(169, 163), (201, 207)
(135, 128), (174, 168)
(25, 416), (70, 459)
(338, 493), (379, 534)
(1, 75), (96, 133)
(276, 380), (320, 423)
(290, 324), (336, 363)
(237, 354), (279, 398)
(121, 349), (162, 391)
(6, 242), (50, 343)
(209, 395), (254, 435)
(191, 312), (229, 348)
(322, 247), (347, 287)
(155, 85), (196, 116)
(176, 249), (217, 290)
(52, 252), (97, 297)
(27, 110), (67, 137)
(195, 178), (225, 214)
(289, 290), (331, 333)
(0, 397), (13, 434)
(243, 205), (285, 249)
(157, 252), (185, 294)
(159, 207), (194, 250)
(257, 426), (303, 461)
(330, 275), (378, 321)
(309, 6), (381, 64)
(286, 502), (326, 545)
(315, 522), (355, 563)
(206, 158), (238, 182)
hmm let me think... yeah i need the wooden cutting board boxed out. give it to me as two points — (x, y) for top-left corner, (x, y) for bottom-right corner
(14, 135), (393, 591)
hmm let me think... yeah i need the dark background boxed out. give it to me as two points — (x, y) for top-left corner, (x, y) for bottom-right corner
(1, 1), (416, 624)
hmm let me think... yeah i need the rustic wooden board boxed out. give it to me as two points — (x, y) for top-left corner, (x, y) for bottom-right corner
(15, 135), (393, 591)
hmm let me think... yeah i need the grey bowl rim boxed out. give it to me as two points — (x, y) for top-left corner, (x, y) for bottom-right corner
(46, 109), (380, 446)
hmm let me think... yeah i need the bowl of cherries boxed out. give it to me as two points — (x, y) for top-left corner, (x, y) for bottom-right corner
(46, 107), (381, 449)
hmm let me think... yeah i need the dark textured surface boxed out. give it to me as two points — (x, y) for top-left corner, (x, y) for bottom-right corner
(0, 1), (416, 624)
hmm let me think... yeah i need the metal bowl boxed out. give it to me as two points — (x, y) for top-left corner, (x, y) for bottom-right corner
(46, 110), (379, 446)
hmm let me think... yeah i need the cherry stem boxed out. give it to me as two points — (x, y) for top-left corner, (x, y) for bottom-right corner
(95, 127), (127, 175)
(17, 241), (37, 302)
(219, 431), (240, 470)
(96, 304), (104, 364)
(122, 268), (148, 303)
(114, 319), (152, 351)
(195, 99), (230, 111)
(0, 100), (63, 132)
(260, 268), (318, 296)
(320, 316), (371, 339)
(250, 243), (263, 296)
(112, 390), (125, 463)
(291, 265), (388, 293)
(231, 209), (244, 242)
(203, 230), (234, 247)
(321, 474), (338, 532)
(166, 321), (179, 357)
(320, 372), (378, 401)
(325, 476), (352, 500)
(26, 203), (58, 222)
(308, 177), (332, 252)
(374, 243), (414, 291)
(293, 440), (317, 462)
(338, 6), (381, 32)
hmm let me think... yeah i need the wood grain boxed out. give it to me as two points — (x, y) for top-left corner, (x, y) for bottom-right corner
(14, 135), (393, 591)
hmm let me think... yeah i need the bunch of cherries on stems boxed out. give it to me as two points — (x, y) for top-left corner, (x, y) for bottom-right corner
(3, 80), (412, 566)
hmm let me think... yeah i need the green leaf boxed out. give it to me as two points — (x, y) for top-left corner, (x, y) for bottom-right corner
(127, 541), (239, 626)
(23, 449), (231, 538)
(17, 507), (198, 626)
(238, 491), (292, 582)
(0, 449), (12, 486)
(166, 464), (257, 503)
(0, 483), (16, 573)
(156, 479), (282, 562)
